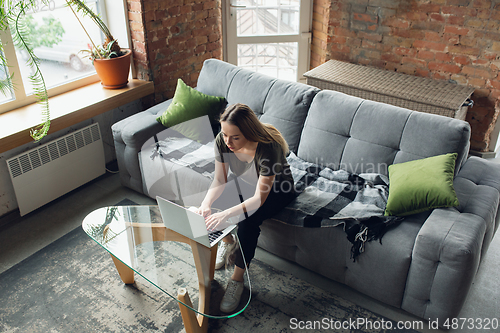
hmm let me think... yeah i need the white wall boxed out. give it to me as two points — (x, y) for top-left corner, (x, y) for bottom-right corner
(0, 99), (142, 218)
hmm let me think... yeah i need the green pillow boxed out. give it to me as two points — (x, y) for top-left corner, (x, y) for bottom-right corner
(156, 78), (225, 142)
(384, 153), (459, 217)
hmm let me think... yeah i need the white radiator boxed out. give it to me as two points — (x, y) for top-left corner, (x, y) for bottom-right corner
(7, 123), (106, 216)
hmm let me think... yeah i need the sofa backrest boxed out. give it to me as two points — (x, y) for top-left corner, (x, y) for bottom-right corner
(197, 59), (319, 153)
(297, 90), (471, 176)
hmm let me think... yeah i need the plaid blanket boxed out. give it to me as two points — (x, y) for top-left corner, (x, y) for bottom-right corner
(150, 137), (402, 260)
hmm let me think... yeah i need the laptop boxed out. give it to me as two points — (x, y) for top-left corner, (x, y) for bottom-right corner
(156, 196), (237, 248)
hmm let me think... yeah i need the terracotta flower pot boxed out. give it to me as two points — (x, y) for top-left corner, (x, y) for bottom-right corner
(93, 49), (131, 89)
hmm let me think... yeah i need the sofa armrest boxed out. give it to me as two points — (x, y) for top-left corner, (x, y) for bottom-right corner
(401, 156), (500, 323)
(112, 101), (171, 193)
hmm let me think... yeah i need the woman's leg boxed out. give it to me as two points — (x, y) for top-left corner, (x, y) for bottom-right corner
(233, 190), (295, 270)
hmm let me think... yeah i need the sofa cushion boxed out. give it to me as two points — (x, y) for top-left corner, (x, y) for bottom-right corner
(226, 67), (277, 116)
(297, 90), (365, 169)
(297, 90), (471, 176)
(385, 153), (459, 216)
(196, 59), (242, 98)
(156, 78), (225, 142)
(260, 80), (319, 153)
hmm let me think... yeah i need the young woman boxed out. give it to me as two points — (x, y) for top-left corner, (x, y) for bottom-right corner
(196, 103), (296, 313)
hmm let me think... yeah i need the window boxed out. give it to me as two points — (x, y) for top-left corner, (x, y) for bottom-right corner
(0, 0), (108, 114)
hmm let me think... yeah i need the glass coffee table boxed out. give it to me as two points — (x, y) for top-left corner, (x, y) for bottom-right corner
(82, 205), (251, 333)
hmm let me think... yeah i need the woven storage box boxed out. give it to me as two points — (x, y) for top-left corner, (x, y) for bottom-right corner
(304, 60), (474, 120)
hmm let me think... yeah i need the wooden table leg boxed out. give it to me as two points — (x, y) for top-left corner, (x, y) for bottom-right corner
(115, 223), (219, 332)
(110, 254), (134, 284)
(178, 288), (205, 333)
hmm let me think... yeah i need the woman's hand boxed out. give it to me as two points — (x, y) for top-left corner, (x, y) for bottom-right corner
(205, 210), (232, 232)
(196, 204), (212, 218)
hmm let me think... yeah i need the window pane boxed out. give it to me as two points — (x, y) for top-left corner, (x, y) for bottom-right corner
(12, 0), (103, 95)
(236, 0), (300, 36)
(1, 50), (13, 105)
(237, 42), (297, 81)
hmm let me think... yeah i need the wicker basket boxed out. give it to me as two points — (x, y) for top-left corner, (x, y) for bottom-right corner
(304, 60), (475, 120)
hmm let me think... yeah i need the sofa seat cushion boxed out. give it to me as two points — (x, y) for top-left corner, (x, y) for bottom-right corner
(258, 210), (428, 307)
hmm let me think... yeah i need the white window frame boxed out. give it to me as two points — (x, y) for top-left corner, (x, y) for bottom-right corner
(0, 0), (132, 115)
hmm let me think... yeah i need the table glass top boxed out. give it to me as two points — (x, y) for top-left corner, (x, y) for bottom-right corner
(82, 205), (251, 319)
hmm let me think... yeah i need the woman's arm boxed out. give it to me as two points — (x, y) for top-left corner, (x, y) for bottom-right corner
(205, 174), (275, 231)
(197, 160), (229, 217)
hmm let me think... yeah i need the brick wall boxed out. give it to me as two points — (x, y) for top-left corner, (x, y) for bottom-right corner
(126, 0), (223, 106)
(312, 0), (500, 152)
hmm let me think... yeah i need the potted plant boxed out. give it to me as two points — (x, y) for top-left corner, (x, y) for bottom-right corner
(68, 0), (131, 88)
(0, 0), (131, 141)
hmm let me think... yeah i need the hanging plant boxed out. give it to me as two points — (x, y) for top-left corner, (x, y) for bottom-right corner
(0, 0), (125, 141)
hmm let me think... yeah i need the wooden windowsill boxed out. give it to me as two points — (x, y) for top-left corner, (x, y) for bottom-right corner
(0, 79), (154, 154)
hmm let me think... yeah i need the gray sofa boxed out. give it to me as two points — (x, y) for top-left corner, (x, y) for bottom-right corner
(112, 59), (500, 323)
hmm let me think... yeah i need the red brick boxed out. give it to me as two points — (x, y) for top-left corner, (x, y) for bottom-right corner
(436, 52), (453, 62)
(207, 41), (220, 52)
(403, 11), (428, 21)
(447, 15), (466, 26)
(415, 68), (430, 77)
(353, 13), (378, 23)
(491, 61), (500, 71)
(381, 53), (401, 63)
(185, 38), (197, 49)
(392, 28), (425, 39)
(128, 2), (142, 12)
(449, 45), (481, 56)
(143, 2), (158, 11)
(413, 40), (447, 52)
(330, 43), (350, 53)
(417, 50), (435, 60)
(431, 72), (450, 80)
(358, 32), (383, 42)
(468, 78), (486, 87)
(443, 33), (460, 45)
(462, 66), (493, 78)
(428, 62), (461, 73)
(444, 26), (470, 35)
(466, 19), (484, 28)
(442, 6), (477, 17)
(398, 65), (417, 75)
(394, 47), (416, 57)
(194, 44), (206, 54)
(425, 31), (442, 42)
(334, 27), (357, 38)
(208, 32), (219, 43)
(167, 6), (180, 16)
(460, 37), (477, 47)
(383, 17), (410, 29)
(418, 3), (441, 13)
(402, 57), (427, 67)
(454, 55), (471, 65)
(474, 0), (492, 8)
(451, 74), (468, 85)
(192, 3), (204, 12)
(128, 11), (142, 22)
(429, 13), (446, 23)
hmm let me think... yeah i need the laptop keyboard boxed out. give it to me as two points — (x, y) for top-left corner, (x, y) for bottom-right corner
(208, 230), (223, 243)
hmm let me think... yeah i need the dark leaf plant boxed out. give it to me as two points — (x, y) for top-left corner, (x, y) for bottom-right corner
(0, 0), (121, 142)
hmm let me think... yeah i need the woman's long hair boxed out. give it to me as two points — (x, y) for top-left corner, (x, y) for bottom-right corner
(220, 103), (289, 155)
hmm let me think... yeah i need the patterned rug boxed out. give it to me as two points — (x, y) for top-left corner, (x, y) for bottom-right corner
(0, 208), (419, 333)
